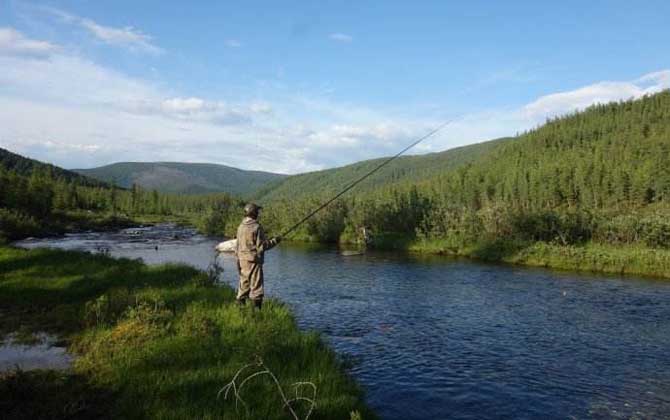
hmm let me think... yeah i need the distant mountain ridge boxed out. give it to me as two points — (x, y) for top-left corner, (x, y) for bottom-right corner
(74, 162), (286, 196)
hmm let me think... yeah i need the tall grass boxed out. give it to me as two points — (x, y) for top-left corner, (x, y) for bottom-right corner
(0, 246), (373, 419)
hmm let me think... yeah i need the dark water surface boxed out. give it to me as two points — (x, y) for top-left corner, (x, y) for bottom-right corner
(16, 225), (670, 419)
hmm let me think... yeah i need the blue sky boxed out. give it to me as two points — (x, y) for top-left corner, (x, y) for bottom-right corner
(1, 0), (669, 173)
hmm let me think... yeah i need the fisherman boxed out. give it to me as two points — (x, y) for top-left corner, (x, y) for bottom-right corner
(235, 203), (281, 310)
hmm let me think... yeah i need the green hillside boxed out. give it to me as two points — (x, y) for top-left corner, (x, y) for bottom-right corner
(254, 137), (510, 202)
(75, 162), (286, 196)
(0, 147), (108, 188)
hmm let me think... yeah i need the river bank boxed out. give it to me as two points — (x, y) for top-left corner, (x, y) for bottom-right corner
(0, 246), (373, 419)
(360, 234), (670, 279)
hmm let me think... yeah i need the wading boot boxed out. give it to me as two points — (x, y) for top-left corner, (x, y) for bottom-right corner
(236, 298), (247, 309)
(251, 299), (262, 311)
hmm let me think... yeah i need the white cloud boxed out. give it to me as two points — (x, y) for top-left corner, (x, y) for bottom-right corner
(225, 39), (242, 48)
(125, 97), (272, 126)
(311, 123), (412, 148)
(37, 6), (162, 54)
(0, 53), (156, 106)
(79, 19), (162, 54)
(523, 71), (670, 122)
(329, 33), (353, 43)
(161, 97), (208, 113)
(635, 70), (670, 90)
(0, 27), (59, 57)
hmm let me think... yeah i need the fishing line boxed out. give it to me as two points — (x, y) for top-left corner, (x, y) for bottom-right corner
(280, 119), (455, 238)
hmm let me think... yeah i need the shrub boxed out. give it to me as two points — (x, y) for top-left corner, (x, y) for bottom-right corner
(0, 208), (41, 240)
(640, 214), (670, 248)
(593, 212), (670, 248)
(510, 210), (593, 245)
(594, 214), (642, 245)
(199, 207), (228, 236)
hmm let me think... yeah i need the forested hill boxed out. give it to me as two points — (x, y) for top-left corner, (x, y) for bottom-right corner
(429, 90), (670, 210)
(257, 91), (670, 209)
(75, 162), (286, 196)
(254, 137), (511, 202)
(0, 147), (107, 188)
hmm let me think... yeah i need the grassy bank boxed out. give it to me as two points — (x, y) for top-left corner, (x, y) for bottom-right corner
(399, 236), (670, 279)
(0, 246), (373, 419)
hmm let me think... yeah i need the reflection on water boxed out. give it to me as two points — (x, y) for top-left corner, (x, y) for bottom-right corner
(14, 224), (670, 419)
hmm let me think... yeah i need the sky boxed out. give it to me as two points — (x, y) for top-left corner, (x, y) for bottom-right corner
(0, 0), (669, 174)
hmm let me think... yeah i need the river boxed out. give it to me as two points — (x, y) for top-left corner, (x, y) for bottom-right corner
(15, 224), (670, 419)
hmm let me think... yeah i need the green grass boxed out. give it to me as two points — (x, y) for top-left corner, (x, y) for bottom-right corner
(405, 237), (670, 279)
(0, 246), (373, 419)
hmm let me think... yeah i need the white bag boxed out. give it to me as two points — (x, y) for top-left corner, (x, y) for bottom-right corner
(215, 239), (237, 253)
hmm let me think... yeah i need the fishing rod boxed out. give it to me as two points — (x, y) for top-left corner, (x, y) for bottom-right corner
(280, 119), (454, 238)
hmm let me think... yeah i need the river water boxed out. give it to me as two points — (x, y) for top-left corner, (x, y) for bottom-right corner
(15, 224), (670, 419)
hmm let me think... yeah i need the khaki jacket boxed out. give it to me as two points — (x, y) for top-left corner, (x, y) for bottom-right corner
(235, 217), (278, 264)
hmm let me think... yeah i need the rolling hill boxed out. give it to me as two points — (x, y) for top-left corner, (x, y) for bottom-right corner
(74, 162), (286, 196)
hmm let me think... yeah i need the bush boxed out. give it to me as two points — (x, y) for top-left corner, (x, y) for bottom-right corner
(640, 214), (670, 248)
(594, 214), (642, 245)
(593, 212), (670, 248)
(199, 207), (228, 236)
(510, 210), (593, 245)
(0, 208), (41, 240)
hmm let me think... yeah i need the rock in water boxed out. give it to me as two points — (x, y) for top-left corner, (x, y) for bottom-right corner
(216, 239), (237, 253)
